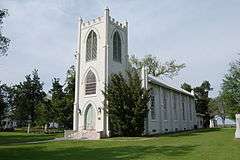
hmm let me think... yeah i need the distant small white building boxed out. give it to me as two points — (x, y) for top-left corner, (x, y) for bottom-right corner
(1, 117), (17, 130)
(65, 8), (200, 140)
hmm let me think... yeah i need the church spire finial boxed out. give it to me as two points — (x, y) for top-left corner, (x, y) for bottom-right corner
(105, 6), (110, 16)
(78, 16), (83, 23)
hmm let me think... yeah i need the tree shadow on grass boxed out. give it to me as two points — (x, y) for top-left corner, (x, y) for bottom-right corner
(0, 144), (199, 160)
(159, 128), (221, 138)
(0, 134), (55, 145)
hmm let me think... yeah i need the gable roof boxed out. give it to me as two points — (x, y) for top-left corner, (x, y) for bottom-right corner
(147, 75), (194, 97)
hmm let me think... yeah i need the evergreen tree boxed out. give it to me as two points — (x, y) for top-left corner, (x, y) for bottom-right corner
(103, 68), (150, 136)
(193, 81), (212, 128)
(0, 83), (8, 128)
(63, 65), (75, 129)
(35, 97), (54, 131)
(11, 70), (45, 126)
(50, 78), (66, 127)
(181, 81), (212, 128)
(181, 82), (192, 92)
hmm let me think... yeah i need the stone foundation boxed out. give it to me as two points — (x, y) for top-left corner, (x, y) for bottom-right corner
(64, 130), (103, 140)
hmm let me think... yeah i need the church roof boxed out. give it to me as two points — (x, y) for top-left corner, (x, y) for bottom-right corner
(147, 75), (194, 97)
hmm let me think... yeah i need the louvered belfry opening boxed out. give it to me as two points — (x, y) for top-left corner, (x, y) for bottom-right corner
(85, 70), (96, 95)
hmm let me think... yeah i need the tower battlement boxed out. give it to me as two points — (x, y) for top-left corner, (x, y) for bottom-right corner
(81, 9), (128, 31)
(82, 16), (104, 28)
(109, 17), (128, 30)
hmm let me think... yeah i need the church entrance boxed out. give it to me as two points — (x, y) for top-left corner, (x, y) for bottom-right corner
(84, 104), (96, 130)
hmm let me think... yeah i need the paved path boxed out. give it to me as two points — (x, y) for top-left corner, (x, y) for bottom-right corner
(24, 137), (157, 144)
(24, 137), (66, 144)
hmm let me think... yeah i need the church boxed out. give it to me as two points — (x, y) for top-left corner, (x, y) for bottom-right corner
(65, 8), (202, 140)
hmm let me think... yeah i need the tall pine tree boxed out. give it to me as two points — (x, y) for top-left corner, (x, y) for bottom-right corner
(50, 78), (66, 127)
(103, 68), (150, 137)
(63, 65), (75, 129)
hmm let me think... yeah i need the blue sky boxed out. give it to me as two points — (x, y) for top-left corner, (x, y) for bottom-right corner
(0, 0), (239, 97)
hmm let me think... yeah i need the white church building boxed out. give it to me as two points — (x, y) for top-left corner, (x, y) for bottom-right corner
(65, 8), (201, 140)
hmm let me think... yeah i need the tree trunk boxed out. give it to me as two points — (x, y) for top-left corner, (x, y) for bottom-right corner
(44, 123), (48, 133)
(222, 116), (225, 127)
(27, 123), (31, 134)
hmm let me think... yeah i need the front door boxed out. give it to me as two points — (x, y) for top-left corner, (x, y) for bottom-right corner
(85, 104), (96, 130)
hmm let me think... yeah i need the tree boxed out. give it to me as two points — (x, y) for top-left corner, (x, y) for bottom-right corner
(0, 9), (10, 56)
(0, 83), (8, 128)
(49, 78), (66, 127)
(11, 70), (45, 126)
(208, 96), (226, 125)
(221, 56), (240, 119)
(63, 65), (75, 129)
(35, 97), (54, 132)
(130, 54), (185, 79)
(181, 82), (192, 92)
(181, 81), (212, 128)
(103, 68), (150, 137)
(193, 81), (212, 128)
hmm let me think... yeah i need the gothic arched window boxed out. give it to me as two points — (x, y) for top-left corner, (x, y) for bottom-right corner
(85, 70), (96, 95)
(86, 30), (97, 62)
(113, 31), (121, 62)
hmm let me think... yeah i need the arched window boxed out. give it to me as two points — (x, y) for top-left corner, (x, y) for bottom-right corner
(85, 70), (96, 95)
(113, 31), (121, 62)
(86, 30), (97, 62)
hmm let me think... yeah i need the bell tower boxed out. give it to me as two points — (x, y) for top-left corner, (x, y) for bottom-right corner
(72, 8), (128, 139)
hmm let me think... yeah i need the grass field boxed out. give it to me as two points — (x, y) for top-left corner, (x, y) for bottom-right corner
(0, 128), (239, 160)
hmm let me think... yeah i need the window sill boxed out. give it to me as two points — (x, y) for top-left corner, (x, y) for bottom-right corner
(113, 60), (122, 64)
(84, 94), (97, 98)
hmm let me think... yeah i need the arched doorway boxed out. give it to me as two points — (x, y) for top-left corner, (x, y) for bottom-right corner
(84, 104), (96, 130)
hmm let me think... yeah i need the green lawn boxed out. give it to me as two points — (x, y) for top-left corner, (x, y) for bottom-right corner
(0, 128), (239, 160)
(0, 132), (63, 145)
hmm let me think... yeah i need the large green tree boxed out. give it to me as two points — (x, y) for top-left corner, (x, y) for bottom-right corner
(181, 81), (212, 128)
(103, 68), (150, 137)
(130, 54), (185, 79)
(0, 9), (10, 56)
(63, 65), (75, 129)
(49, 78), (66, 127)
(35, 96), (54, 131)
(221, 56), (240, 119)
(11, 70), (45, 126)
(0, 83), (8, 128)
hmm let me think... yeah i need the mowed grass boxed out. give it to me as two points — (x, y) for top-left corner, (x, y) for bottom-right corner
(0, 128), (239, 160)
(0, 132), (62, 145)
